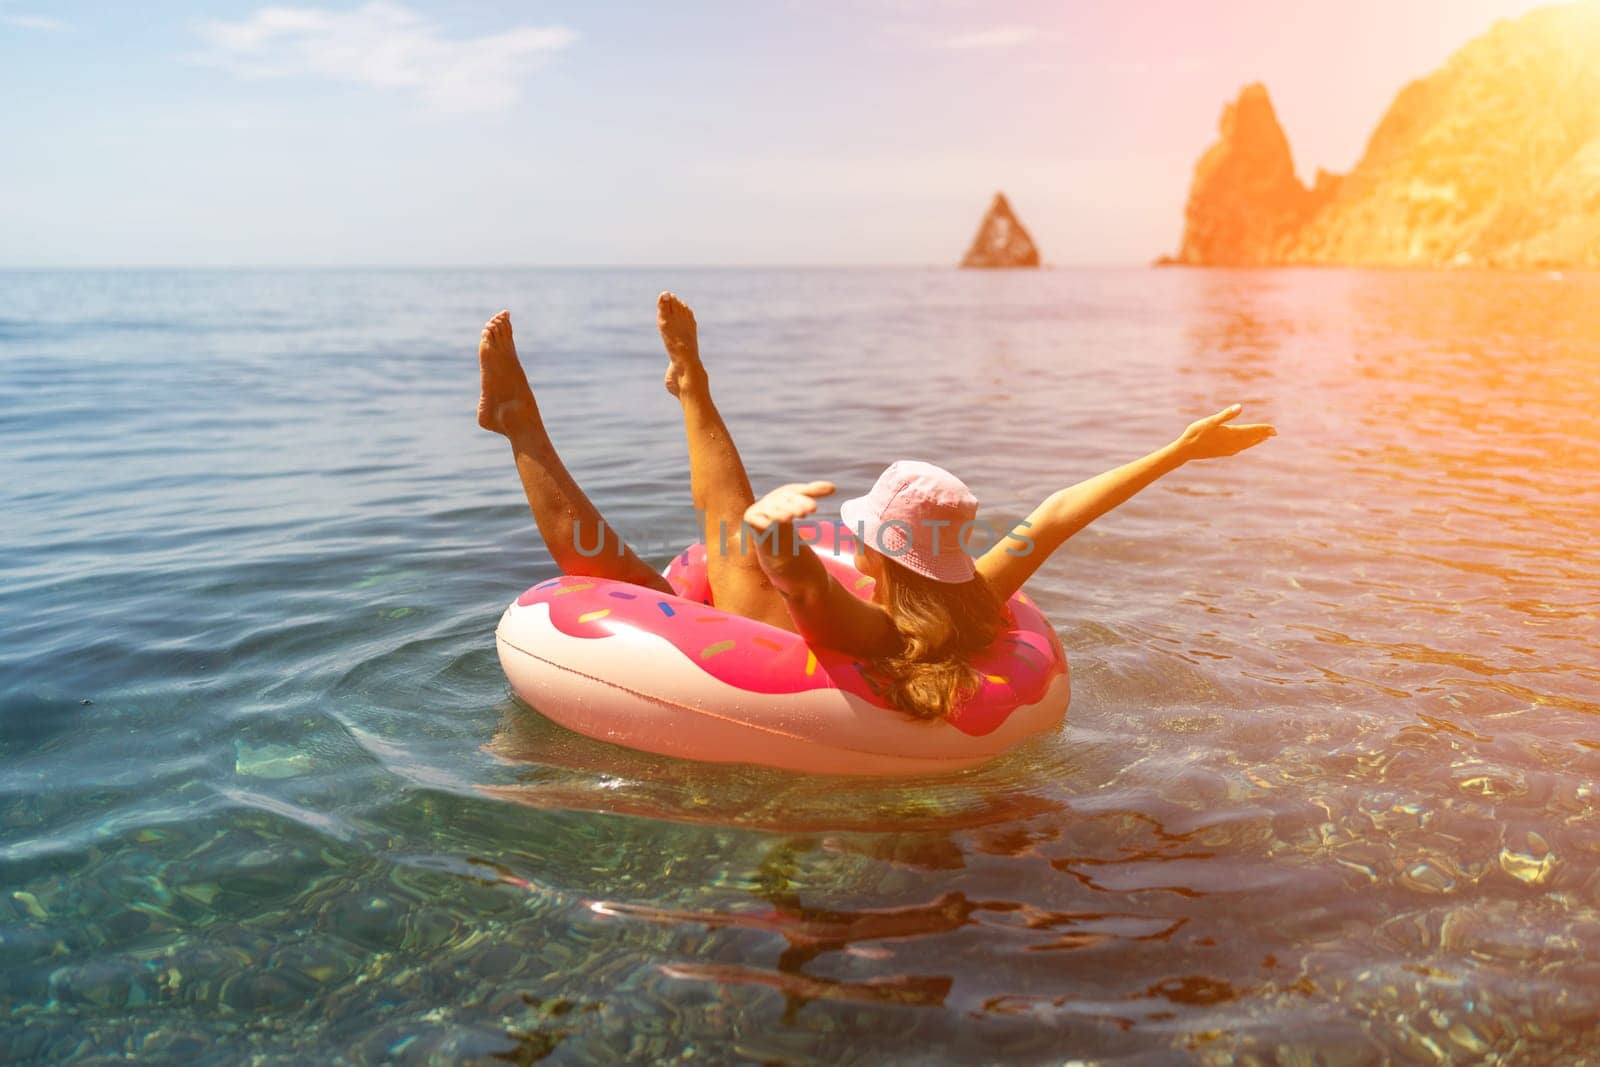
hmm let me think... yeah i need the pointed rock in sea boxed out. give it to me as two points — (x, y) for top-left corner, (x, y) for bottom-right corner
(960, 192), (1041, 268)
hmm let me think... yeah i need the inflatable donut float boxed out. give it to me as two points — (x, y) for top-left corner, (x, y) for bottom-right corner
(494, 524), (1069, 776)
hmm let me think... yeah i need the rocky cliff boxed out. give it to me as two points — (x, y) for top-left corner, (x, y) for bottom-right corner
(961, 192), (1041, 268)
(1171, 3), (1600, 268)
(1174, 84), (1337, 266)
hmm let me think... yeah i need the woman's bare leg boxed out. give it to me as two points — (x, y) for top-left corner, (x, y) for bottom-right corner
(657, 293), (794, 630)
(478, 310), (672, 593)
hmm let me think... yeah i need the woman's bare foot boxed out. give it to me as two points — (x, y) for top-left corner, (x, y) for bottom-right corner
(658, 291), (707, 397)
(478, 310), (538, 436)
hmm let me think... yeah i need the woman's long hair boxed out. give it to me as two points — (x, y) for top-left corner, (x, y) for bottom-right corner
(868, 554), (1003, 721)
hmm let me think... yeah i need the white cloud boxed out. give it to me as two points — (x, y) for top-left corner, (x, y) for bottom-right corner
(941, 25), (1037, 50)
(2, 12), (69, 31)
(195, 2), (577, 113)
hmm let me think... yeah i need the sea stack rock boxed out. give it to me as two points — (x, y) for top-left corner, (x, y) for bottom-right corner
(960, 192), (1041, 268)
(1175, 83), (1326, 266)
(1168, 4), (1600, 268)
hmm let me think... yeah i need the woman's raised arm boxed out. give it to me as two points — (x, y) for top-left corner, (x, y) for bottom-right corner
(976, 404), (1275, 602)
(743, 481), (900, 657)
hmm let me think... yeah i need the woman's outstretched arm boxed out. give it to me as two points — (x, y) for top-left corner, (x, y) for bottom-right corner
(976, 404), (1275, 602)
(743, 481), (901, 657)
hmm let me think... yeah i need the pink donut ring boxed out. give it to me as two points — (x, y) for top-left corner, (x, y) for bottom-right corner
(494, 523), (1069, 776)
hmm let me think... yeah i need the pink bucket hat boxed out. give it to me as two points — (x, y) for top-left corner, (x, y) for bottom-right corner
(838, 460), (980, 584)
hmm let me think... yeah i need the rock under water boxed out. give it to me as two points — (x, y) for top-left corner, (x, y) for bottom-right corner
(961, 192), (1041, 269)
(1169, 3), (1600, 269)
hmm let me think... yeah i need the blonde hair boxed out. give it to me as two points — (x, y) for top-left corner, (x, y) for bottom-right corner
(868, 554), (1003, 721)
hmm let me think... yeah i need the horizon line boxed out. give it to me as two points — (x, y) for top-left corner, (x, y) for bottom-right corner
(0, 261), (1156, 272)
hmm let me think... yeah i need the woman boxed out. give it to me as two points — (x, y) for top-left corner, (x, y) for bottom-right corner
(477, 293), (1274, 721)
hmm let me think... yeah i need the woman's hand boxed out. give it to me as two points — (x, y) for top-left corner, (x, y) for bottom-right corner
(1175, 404), (1277, 462)
(743, 481), (836, 535)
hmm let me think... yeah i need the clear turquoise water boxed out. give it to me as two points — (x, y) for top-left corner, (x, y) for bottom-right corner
(2, 268), (1597, 1064)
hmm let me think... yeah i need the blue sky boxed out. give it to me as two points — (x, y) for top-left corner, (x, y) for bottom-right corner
(0, 0), (1555, 266)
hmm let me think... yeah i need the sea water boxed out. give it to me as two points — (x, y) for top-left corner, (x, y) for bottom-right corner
(2, 268), (1597, 1063)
